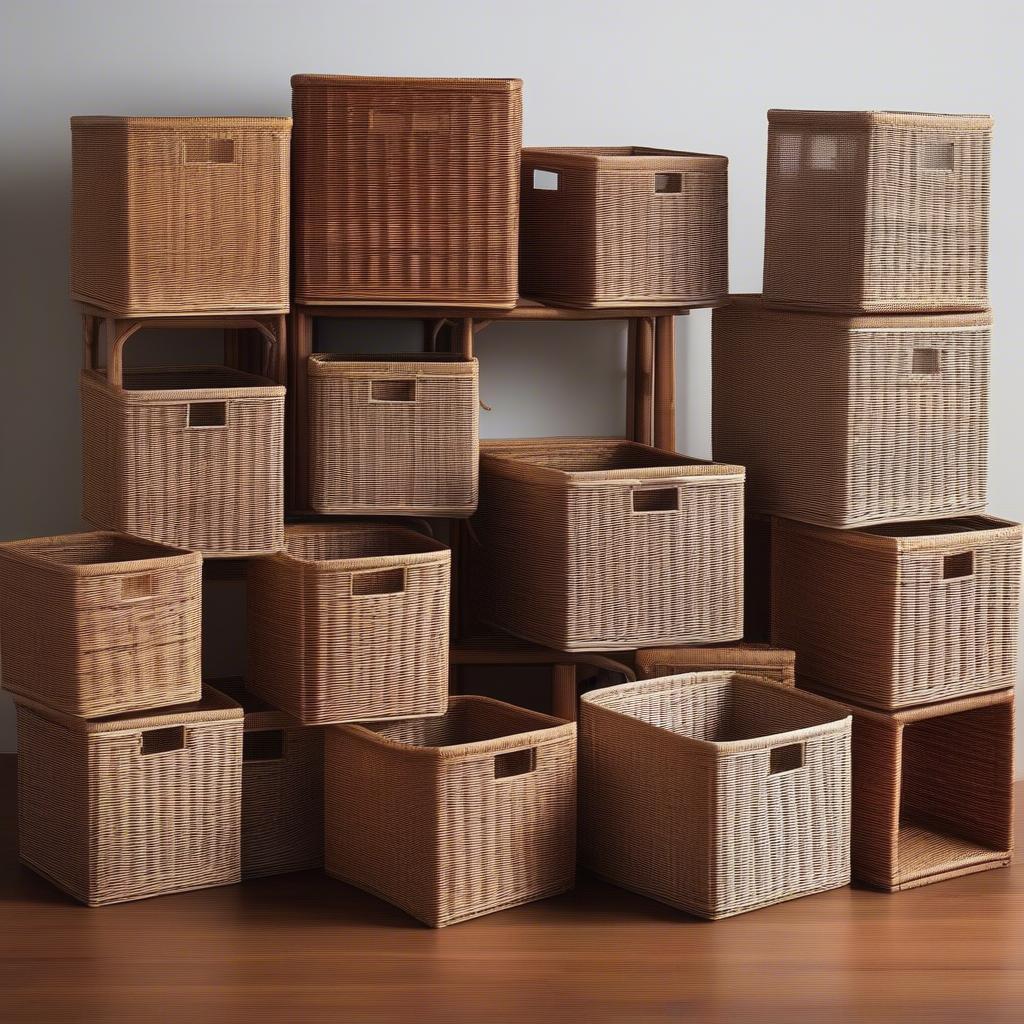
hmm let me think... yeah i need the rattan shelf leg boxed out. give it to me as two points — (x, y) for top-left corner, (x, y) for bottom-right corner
(551, 664), (578, 722)
(457, 318), (474, 360)
(654, 315), (676, 451)
(634, 317), (654, 446)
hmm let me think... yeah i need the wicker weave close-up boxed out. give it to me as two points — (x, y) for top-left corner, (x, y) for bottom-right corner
(325, 695), (577, 927)
(635, 644), (796, 686)
(579, 673), (851, 920)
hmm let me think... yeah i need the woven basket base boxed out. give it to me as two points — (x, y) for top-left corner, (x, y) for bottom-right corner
(519, 291), (721, 310)
(71, 291), (289, 318)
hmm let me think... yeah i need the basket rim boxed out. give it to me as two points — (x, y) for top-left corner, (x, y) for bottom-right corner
(308, 353), (477, 376)
(270, 522), (450, 570)
(70, 115), (292, 129)
(724, 295), (993, 330)
(767, 109), (993, 129)
(523, 146), (727, 170)
(0, 530), (200, 574)
(81, 366), (286, 401)
(291, 74), (521, 92)
(636, 644), (795, 673)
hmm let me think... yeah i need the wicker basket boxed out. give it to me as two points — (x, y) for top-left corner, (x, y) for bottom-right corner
(207, 679), (323, 879)
(519, 147), (728, 308)
(580, 673), (851, 919)
(0, 532), (201, 718)
(70, 116), (290, 316)
(81, 364), (285, 557)
(16, 687), (242, 906)
(713, 297), (990, 528)
(308, 354), (479, 516)
(772, 516), (1022, 710)
(764, 110), (991, 314)
(247, 524), (450, 725)
(636, 644), (795, 686)
(325, 695), (576, 927)
(474, 439), (744, 651)
(291, 75), (521, 308)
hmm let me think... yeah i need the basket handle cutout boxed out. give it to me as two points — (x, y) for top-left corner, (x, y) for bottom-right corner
(187, 401), (227, 428)
(532, 168), (560, 191)
(120, 573), (154, 602)
(494, 747), (536, 779)
(654, 173), (682, 194)
(183, 139), (235, 165)
(140, 726), (186, 756)
(769, 743), (804, 775)
(370, 379), (416, 403)
(912, 348), (941, 374)
(918, 141), (955, 171)
(244, 729), (284, 761)
(351, 567), (406, 597)
(632, 488), (679, 513)
(943, 551), (974, 580)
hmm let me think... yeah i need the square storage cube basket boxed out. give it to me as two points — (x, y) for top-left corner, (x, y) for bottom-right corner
(713, 297), (990, 528)
(291, 75), (521, 308)
(325, 695), (577, 927)
(772, 516), (1022, 710)
(474, 439), (744, 651)
(308, 354), (479, 516)
(579, 673), (851, 919)
(519, 147), (728, 308)
(764, 109), (991, 313)
(70, 116), (291, 316)
(247, 524), (450, 725)
(16, 687), (242, 906)
(636, 643), (795, 687)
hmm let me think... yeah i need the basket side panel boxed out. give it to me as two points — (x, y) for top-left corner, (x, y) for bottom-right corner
(847, 713), (901, 888)
(81, 373), (126, 532)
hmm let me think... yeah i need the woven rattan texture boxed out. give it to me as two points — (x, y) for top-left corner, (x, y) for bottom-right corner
(712, 298), (990, 528)
(309, 355), (479, 515)
(70, 117), (290, 315)
(579, 673), (851, 919)
(325, 695), (577, 927)
(16, 689), (242, 906)
(292, 76), (521, 307)
(246, 524), (450, 725)
(772, 517), (1022, 710)
(763, 110), (991, 313)
(636, 644), (796, 686)
(474, 439), (744, 651)
(519, 147), (728, 308)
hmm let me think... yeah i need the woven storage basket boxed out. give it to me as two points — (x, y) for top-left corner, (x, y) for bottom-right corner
(636, 644), (795, 686)
(308, 354), (479, 516)
(474, 439), (744, 651)
(247, 524), (450, 725)
(580, 673), (851, 920)
(325, 695), (576, 927)
(16, 687), (242, 906)
(713, 297), (990, 528)
(519, 147), (728, 308)
(207, 679), (323, 879)
(764, 110), (991, 314)
(0, 532), (201, 718)
(70, 116), (290, 316)
(772, 516), (1022, 710)
(292, 75), (521, 308)
(81, 364), (285, 557)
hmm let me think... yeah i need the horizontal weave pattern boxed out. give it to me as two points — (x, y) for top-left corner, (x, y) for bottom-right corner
(636, 644), (796, 686)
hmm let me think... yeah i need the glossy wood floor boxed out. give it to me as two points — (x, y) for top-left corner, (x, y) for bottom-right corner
(1, 754), (1021, 1024)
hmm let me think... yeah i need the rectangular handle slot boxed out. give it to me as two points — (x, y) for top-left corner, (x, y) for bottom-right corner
(188, 401), (227, 427)
(769, 743), (804, 775)
(918, 141), (955, 171)
(352, 567), (406, 597)
(632, 488), (679, 513)
(141, 726), (186, 756)
(912, 348), (941, 374)
(532, 168), (560, 191)
(944, 552), (974, 580)
(654, 172), (682, 194)
(121, 573), (154, 602)
(370, 379), (416, 403)
(494, 748), (536, 779)
(244, 729), (284, 762)
(183, 139), (235, 164)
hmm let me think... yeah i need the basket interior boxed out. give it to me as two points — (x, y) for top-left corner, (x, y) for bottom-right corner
(860, 517), (1001, 539)
(20, 533), (182, 567)
(208, 678), (274, 714)
(285, 526), (439, 562)
(366, 698), (552, 749)
(123, 367), (274, 391)
(489, 440), (694, 474)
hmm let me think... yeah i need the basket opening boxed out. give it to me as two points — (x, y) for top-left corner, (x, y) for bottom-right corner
(285, 527), (439, 562)
(912, 348), (941, 373)
(183, 138), (235, 164)
(632, 488), (679, 513)
(244, 729), (284, 761)
(943, 552), (974, 579)
(918, 141), (955, 170)
(494, 748), (536, 778)
(351, 568), (405, 596)
(188, 401), (227, 426)
(532, 168), (560, 190)
(769, 743), (804, 774)
(366, 699), (549, 749)
(493, 441), (694, 474)
(860, 517), (1000, 539)
(123, 367), (272, 391)
(27, 534), (182, 567)
(140, 726), (186, 755)
(370, 379), (416, 402)
(654, 173), (682, 193)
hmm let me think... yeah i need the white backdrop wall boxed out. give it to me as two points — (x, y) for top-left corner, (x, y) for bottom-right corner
(0, 0), (1021, 768)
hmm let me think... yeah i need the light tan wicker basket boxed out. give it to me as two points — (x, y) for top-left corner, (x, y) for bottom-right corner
(291, 75), (521, 308)
(580, 673), (851, 920)
(635, 644), (795, 686)
(207, 679), (323, 879)
(772, 516), (1022, 710)
(16, 687), (242, 906)
(247, 524), (450, 725)
(474, 438), (744, 651)
(520, 147), (728, 308)
(713, 297), (990, 528)
(0, 532), (201, 718)
(308, 354), (479, 516)
(70, 116), (290, 316)
(764, 110), (991, 313)
(325, 695), (576, 927)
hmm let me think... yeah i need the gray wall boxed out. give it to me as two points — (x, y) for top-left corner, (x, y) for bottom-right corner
(1, 0), (1021, 768)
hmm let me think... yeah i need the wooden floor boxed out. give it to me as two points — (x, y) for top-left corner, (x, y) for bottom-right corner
(1, 754), (1021, 1024)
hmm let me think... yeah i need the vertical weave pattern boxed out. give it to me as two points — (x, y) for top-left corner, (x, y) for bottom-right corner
(635, 644), (796, 686)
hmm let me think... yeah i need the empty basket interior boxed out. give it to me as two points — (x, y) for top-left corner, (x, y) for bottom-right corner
(121, 367), (275, 391)
(486, 440), (699, 474)
(860, 517), (1002, 540)
(13, 533), (184, 567)
(284, 526), (441, 563)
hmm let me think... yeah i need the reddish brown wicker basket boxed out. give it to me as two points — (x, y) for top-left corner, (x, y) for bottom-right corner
(772, 516), (1022, 710)
(713, 297), (990, 528)
(308, 354), (479, 516)
(291, 75), (521, 308)
(0, 532), (201, 718)
(70, 116), (290, 316)
(764, 110), (991, 314)
(16, 688), (242, 906)
(635, 643), (795, 686)
(325, 695), (577, 927)
(519, 147), (728, 308)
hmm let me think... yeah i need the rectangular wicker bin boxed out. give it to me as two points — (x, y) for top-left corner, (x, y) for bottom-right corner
(636, 644), (795, 686)
(0, 532), (201, 718)
(325, 695), (577, 927)
(71, 116), (290, 316)
(713, 297), (990, 528)
(474, 439), (745, 651)
(16, 687), (242, 906)
(579, 673), (851, 920)
(308, 354), (479, 516)
(208, 679), (323, 879)
(519, 147), (728, 308)
(772, 516), (1022, 710)
(291, 75), (521, 308)
(81, 365), (285, 557)
(247, 524), (450, 725)
(764, 109), (991, 314)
